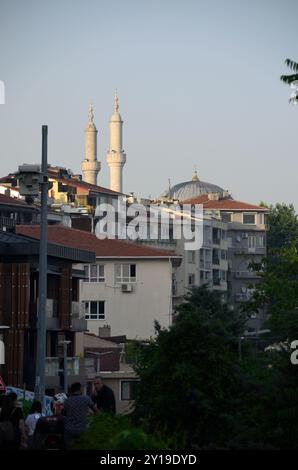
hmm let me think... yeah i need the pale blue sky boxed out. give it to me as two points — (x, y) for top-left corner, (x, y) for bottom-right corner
(0, 0), (297, 207)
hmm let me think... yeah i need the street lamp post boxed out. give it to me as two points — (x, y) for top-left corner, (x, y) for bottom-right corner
(59, 340), (72, 394)
(34, 126), (49, 404)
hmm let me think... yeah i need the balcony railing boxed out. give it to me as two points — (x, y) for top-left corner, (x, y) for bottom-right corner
(0, 216), (15, 230)
(45, 357), (80, 376)
(29, 299), (59, 329)
(234, 271), (259, 279)
(71, 301), (87, 331)
(71, 301), (85, 319)
(235, 293), (251, 302)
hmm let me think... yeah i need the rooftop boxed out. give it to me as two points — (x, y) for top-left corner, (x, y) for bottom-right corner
(16, 225), (179, 259)
(0, 229), (95, 263)
(183, 194), (268, 212)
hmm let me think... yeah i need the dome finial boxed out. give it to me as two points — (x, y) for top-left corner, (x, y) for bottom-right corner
(192, 166), (199, 181)
(114, 89), (119, 112)
(88, 103), (94, 124)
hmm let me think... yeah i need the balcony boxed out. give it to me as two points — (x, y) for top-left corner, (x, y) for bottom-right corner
(29, 299), (60, 330)
(235, 247), (266, 255)
(234, 271), (259, 279)
(45, 357), (86, 388)
(71, 301), (87, 331)
(0, 216), (15, 231)
(235, 293), (251, 302)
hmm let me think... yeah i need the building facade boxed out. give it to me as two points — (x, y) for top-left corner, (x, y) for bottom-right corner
(0, 229), (95, 394)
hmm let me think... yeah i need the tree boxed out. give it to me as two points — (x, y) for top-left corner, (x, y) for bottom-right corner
(266, 203), (298, 251)
(246, 247), (298, 342)
(281, 58), (298, 103)
(133, 286), (247, 448)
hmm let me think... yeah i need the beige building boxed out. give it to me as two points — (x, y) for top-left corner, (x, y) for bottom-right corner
(16, 224), (180, 340)
(76, 332), (138, 415)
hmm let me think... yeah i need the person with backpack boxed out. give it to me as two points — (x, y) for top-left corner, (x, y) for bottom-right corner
(0, 393), (27, 449)
(25, 401), (43, 448)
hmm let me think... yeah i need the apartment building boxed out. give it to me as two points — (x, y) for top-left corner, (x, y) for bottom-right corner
(17, 225), (181, 340)
(184, 193), (268, 325)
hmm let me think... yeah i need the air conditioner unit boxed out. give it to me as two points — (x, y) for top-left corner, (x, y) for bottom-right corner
(121, 283), (133, 293)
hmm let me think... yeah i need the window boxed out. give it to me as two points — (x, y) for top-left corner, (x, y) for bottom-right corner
(222, 212), (232, 223)
(115, 264), (137, 283)
(221, 271), (227, 281)
(188, 274), (195, 286)
(248, 235), (256, 249)
(243, 213), (256, 225)
(187, 250), (196, 264)
(120, 380), (139, 401)
(84, 264), (105, 282)
(85, 301), (105, 320)
(256, 235), (265, 247)
(221, 250), (227, 260)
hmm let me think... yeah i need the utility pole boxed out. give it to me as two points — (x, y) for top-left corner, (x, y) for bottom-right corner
(34, 126), (48, 404)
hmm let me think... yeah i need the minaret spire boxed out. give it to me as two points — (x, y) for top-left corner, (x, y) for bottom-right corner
(114, 90), (119, 112)
(81, 104), (101, 185)
(106, 92), (126, 193)
(88, 103), (94, 124)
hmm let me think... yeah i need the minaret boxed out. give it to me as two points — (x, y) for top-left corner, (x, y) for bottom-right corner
(81, 104), (101, 185)
(106, 92), (126, 193)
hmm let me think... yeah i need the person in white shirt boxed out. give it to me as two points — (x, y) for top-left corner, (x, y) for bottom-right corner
(25, 401), (43, 448)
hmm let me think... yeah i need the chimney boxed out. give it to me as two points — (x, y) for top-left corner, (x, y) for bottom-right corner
(98, 325), (111, 338)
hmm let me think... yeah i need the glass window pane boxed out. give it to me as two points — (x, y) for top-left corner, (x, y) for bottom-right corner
(121, 381), (130, 400)
(243, 214), (255, 224)
(90, 301), (97, 314)
(130, 264), (136, 278)
(98, 265), (104, 279)
(123, 265), (129, 277)
(90, 264), (97, 279)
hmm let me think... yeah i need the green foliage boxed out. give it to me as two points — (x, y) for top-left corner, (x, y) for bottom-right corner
(266, 203), (298, 251)
(132, 286), (247, 448)
(22, 400), (32, 418)
(131, 286), (298, 449)
(73, 413), (168, 450)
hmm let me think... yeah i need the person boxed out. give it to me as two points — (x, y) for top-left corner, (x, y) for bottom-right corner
(25, 401), (43, 448)
(63, 382), (98, 449)
(0, 393), (27, 449)
(92, 376), (116, 415)
(32, 394), (66, 450)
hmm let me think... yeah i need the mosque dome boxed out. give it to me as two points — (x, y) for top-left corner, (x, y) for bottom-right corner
(162, 170), (226, 201)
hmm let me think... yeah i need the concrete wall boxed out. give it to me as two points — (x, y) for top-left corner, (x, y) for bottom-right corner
(79, 258), (172, 340)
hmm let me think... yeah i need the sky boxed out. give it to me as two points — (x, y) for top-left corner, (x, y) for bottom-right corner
(0, 0), (298, 207)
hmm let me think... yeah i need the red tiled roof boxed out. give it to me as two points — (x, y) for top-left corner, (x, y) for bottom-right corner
(0, 173), (125, 197)
(52, 176), (125, 197)
(16, 225), (178, 258)
(183, 195), (268, 211)
(0, 193), (37, 208)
